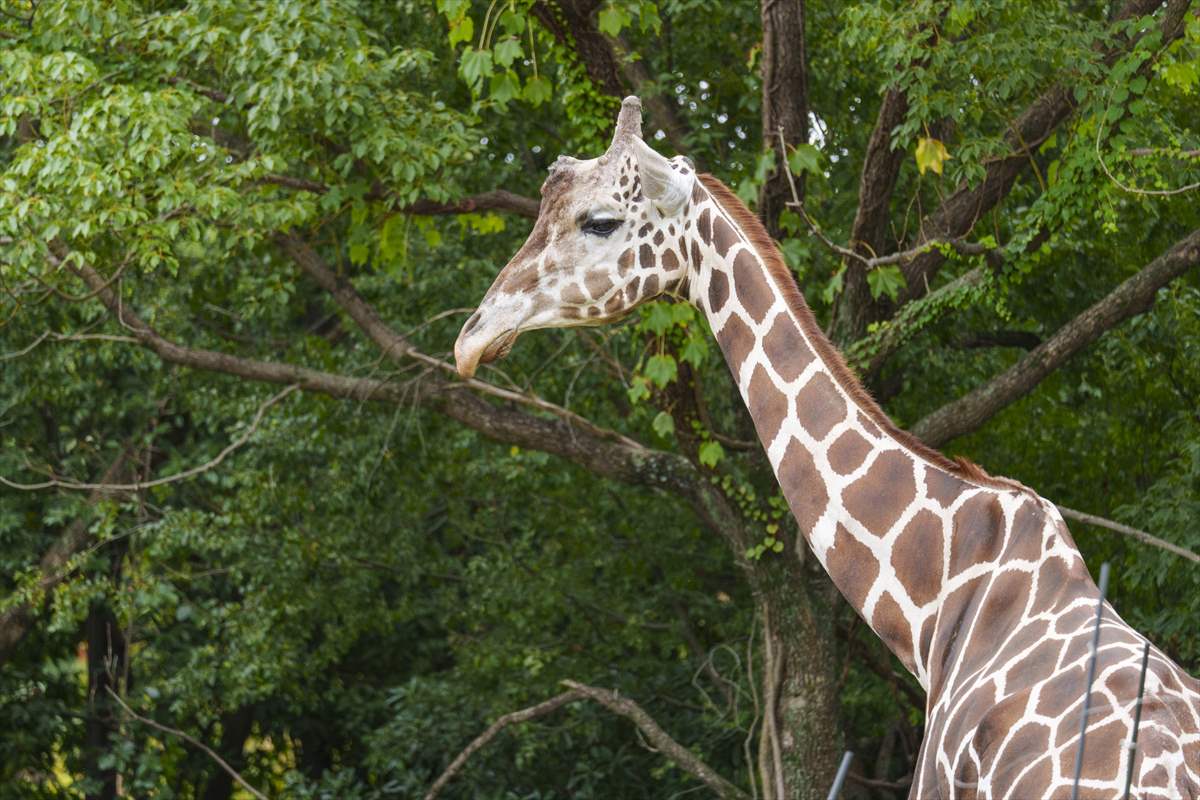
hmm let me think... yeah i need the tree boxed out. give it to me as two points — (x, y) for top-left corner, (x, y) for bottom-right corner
(1, 0), (1198, 797)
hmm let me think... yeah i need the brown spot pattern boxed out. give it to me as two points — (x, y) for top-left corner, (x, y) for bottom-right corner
(562, 283), (586, 306)
(760, 312), (814, 381)
(618, 249), (634, 274)
(949, 493), (1004, 576)
(777, 437), (829, 532)
(639, 243), (655, 269)
(873, 592), (915, 670)
(747, 365), (788, 444)
(925, 468), (968, 507)
(892, 509), (943, 606)
(1002, 500), (1044, 563)
(826, 525), (878, 611)
(585, 272), (613, 300)
(698, 209), (712, 243)
(641, 274), (659, 299)
(827, 430), (872, 475)
(794, 372), (845, 440)
(661, 249), (679, 271)
(732, 249), (774, 324)
(711, 214), (738, 257)
(707, 268), (729, 314)
(625, 276), (641, 302)
(843, 450), (917, 536)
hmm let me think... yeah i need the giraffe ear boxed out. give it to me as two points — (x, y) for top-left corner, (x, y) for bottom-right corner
(630, 138), (694, 217)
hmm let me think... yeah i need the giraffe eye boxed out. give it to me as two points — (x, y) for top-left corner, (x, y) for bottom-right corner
(582, 217), (621, 237)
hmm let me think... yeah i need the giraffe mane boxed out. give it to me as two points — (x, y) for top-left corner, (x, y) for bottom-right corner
(697, 173), (1017, 490)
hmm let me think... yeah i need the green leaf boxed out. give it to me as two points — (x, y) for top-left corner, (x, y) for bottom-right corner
(493, 37), (523, 68)
(651, 411), (675, 438)
(627, 375), (651, 404)
(459, 48), (493, 90)
(787, 143), (821, 176)
(644, 354), (677, 388)
(489, 71), (520, 104)
(915, 137), (951, 176)
(866, 265), (904, 301)
(349, 242), (370, 266)
(771, 539), (784, 553)
(698, 441), (725, 468)
(597, 5), (632, 36)
(679, 335), (708, 369)
(643, 302), (674, 335)
(448, 15), (474, 47)
(523, 75), (552, 106)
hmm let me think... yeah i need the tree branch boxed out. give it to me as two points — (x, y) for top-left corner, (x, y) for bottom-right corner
(897, 0), (1189, 304)
(106, 688), (268, 800)
(0, 386), (298, 492)
(1056, 506), (1200, 564)
(561, 681), (752, 800)
(60, 245), (752, 560)
(423, 690), (584, 800)
(912, 228), (1200, 446)
(426, 683), (750, 800)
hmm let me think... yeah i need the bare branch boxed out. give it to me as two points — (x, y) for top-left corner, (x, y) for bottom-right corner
(912, 227), (1200, 446)
(786, 199), (992, 269)
(58, 246), (753, 558)
(1056, 506), (1200, 564)
(561, 681), (752, 800)
(275, 234), (640, 448)
(0, 385), (298, 492)
(106, 688), (268, 800)
(423, 690), (585, 800)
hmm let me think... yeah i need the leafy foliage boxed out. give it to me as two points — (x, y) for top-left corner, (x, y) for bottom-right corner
(1, 0), (1198, 797)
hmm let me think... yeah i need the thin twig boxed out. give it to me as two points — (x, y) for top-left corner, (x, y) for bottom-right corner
(561, 681), (752, 800)
(106, 688), (268, 800)
(1, 385), (298, 491)
(424, 690), (584, 800)
(0, 330), (139, 361)
(1056, 506), (1200, 564)
(1096, 89), (1200, 197)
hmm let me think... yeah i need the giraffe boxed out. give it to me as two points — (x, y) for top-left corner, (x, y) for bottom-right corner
(453, 97), (1200, 799)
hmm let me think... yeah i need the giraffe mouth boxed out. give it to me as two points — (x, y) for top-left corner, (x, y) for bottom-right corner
(479, 328), (519, 365)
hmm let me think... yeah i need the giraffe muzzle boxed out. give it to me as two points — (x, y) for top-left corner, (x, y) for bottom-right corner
(454, 323), (520, 379)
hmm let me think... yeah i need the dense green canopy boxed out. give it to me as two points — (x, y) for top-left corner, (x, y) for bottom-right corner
(1, 1), (1198, 798)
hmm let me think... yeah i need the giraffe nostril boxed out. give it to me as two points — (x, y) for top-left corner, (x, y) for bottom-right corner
(463, 310), (482, 335)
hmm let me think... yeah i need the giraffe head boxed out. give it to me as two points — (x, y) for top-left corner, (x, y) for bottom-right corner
(454, 97), (696, 378)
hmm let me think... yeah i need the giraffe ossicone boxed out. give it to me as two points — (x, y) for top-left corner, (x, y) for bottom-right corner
(454, 97), (1200, 799)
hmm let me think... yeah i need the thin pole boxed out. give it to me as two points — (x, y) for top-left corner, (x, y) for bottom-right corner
(1121, 640), (1152, 800)
(826, 751), (854, 800)
(1070, 562), (1110, 800)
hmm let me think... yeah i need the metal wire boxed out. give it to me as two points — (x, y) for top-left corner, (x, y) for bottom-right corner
(826, 751), (854, 800)
(1122, 640), (1152, 799)
(1070, 562), (1110, 800)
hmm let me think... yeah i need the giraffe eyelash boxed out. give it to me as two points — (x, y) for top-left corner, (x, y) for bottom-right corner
(581, 217), (622, 237)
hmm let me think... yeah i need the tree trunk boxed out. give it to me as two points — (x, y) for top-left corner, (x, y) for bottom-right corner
(750, 558), (843, 800)
(758, 0), (809, 238)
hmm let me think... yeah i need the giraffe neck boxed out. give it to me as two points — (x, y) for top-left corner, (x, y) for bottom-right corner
(681, 175), (1077, 691)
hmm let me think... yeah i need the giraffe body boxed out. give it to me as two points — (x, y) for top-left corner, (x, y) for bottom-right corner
(454, 97), (1200, 798)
